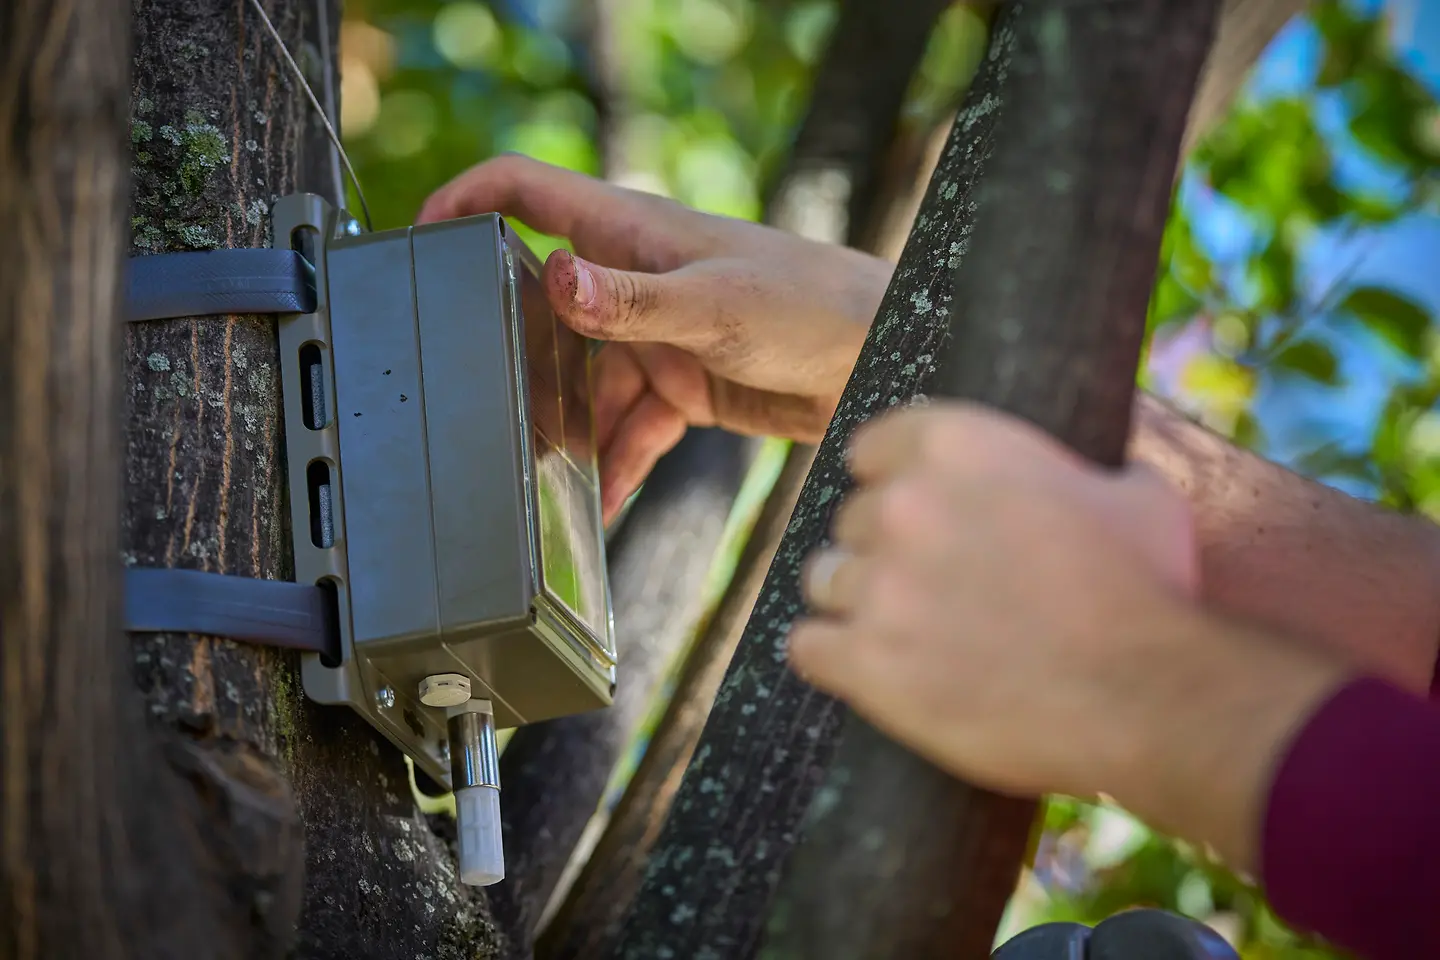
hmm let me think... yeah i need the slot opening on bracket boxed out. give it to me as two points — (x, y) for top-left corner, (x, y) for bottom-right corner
(315, 577), (343, 669)
(289, 226), (320, 308)
(299, 342), (329, 429)
(307, 459), (336, 549)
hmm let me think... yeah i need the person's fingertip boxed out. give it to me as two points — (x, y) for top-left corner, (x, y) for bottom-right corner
(545, 249), (598, 313)
(417, 182), (464, 223)
(601, 489), (623, 526)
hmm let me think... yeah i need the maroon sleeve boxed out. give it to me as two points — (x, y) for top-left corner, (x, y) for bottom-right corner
(1261, 676), (1440, 959)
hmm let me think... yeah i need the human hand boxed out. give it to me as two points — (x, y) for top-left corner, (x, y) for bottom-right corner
(417, 154), (891, 521)
(790, 402), (1351, 868)
(792, 402), (1204, 803)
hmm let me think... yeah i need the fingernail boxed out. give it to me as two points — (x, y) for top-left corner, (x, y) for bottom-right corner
(572, 254), (596, 306)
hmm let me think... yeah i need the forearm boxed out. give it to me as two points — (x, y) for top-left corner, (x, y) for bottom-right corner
(1115, 610), (1440, 960)
(1112, 607), (1348, 876)
(1131, 392), (1440, 694)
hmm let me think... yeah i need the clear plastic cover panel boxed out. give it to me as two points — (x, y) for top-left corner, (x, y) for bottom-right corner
(518, 250), (611, 651)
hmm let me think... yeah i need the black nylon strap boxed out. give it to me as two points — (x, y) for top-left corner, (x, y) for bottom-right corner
(125, 248), (315, 323)
(121, 248), (333, 657)
(124, 568), (338, 658)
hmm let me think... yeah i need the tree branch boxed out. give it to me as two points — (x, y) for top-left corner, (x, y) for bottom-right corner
(760, 5), (1221, 956)
(543, 0), (956, 956)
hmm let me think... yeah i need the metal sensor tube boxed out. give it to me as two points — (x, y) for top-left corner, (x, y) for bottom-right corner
(447, 699), (503, 886)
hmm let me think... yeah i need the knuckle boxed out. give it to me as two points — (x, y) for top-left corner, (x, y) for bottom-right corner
(608, 271), (659, 332)
(917, 411), (972, 471)
(875, 478), (933, 542)
(489, 151), (536, 175)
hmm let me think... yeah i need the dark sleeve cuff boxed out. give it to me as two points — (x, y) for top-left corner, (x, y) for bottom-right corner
(1262, 676), (1440, 959)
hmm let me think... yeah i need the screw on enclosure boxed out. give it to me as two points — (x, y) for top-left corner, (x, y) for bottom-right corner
(375, 686), (395, 709)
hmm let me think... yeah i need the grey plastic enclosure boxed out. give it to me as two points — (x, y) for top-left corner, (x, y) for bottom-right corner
(271, 193), (616, 789)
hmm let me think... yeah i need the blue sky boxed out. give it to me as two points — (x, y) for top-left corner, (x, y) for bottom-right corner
(1181, 0), (1440, 481)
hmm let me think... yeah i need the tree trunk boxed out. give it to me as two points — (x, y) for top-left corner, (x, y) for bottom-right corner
(0, 0), (304, 957)
(122, 1), (500, 956)
(758, 11), (1220, 955)
(764, 0), (953, 244)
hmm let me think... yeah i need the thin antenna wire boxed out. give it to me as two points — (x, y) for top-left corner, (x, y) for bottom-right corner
(314, 0), (346, 208)
(247, 0), (373, 231)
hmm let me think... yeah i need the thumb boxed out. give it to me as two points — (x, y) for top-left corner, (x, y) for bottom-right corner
(543, 250), (702, 347)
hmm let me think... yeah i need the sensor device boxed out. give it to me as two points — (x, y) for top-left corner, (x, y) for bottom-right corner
(271, 194), (617, 883)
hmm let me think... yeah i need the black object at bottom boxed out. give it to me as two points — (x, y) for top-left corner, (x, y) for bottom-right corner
(992, 909), (1239, 960)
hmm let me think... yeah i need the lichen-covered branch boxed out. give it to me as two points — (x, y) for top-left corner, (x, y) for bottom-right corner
(761, 4), (1221, 953)
(599, 30), (1011, 951)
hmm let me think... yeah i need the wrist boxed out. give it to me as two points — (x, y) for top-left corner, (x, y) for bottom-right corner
(1112, 608), (1352, 873)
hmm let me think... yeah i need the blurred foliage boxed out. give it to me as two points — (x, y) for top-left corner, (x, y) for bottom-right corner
(1144, 1), (1440, 514)
(340, 0), (983, 249)
(345, 0), (1437, 957)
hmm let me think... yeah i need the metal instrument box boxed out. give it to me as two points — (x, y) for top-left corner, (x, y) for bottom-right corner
(271, 194), (616, 789)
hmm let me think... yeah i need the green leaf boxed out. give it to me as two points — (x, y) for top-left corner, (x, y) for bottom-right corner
(1147, 273), (1201, 331)
(1312, 0), (1377, 88)
(1292, 441), (1377, 484)
(1341, 285), (1432, 358)
(1246, 239), (1297, 313)
(1231, 410), (1264, 451)
(1271, 337), (1341, 385)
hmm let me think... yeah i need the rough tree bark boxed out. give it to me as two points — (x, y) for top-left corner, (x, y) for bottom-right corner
(538, 3), (956, 957)
(759, 4), (1220, 958)
(1, 0), (308, 957)
(598, 1), (1296, 958)
(122, 1), (498, 957)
